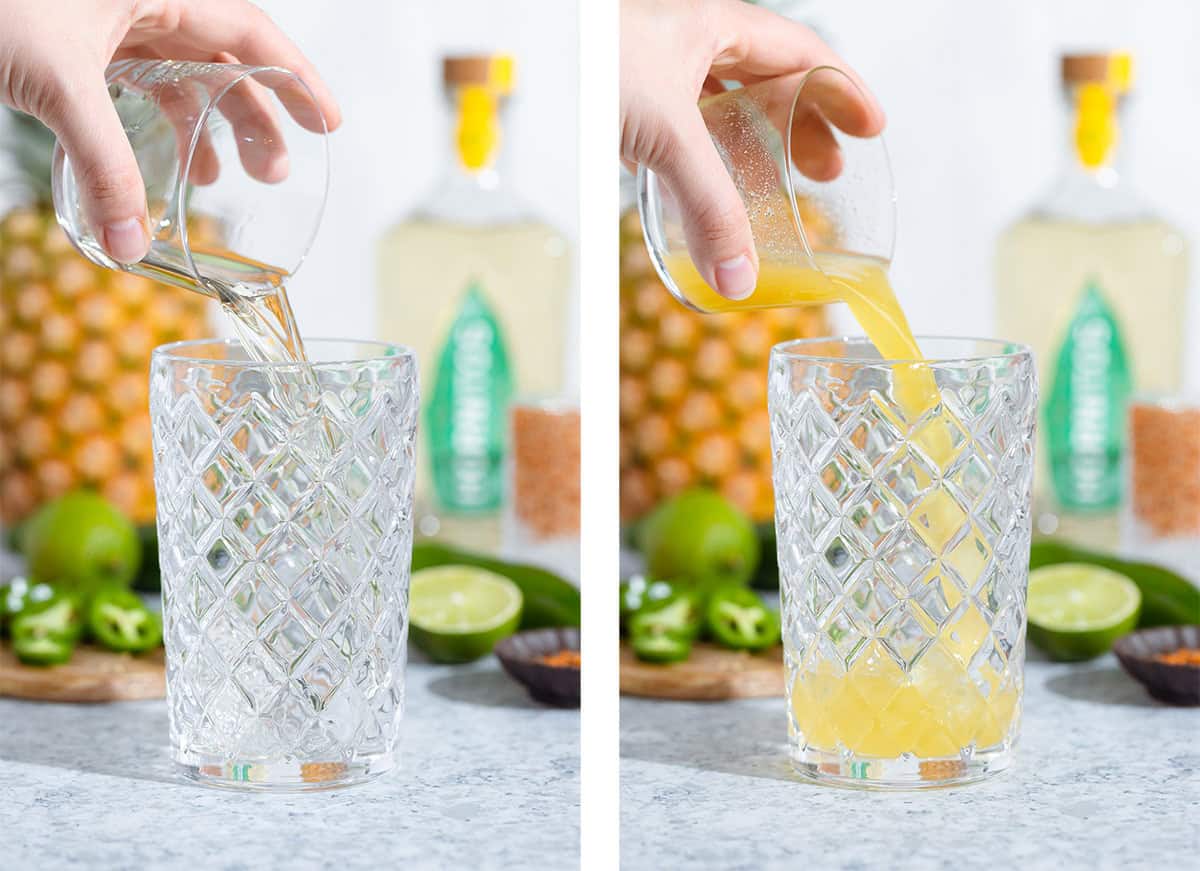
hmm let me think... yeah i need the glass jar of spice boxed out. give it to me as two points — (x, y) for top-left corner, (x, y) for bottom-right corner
(1123, 395), (1200, 581)
(504, 398), (580, 582)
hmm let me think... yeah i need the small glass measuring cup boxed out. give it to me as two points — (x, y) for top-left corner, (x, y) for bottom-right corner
(637, 66), (895, 313)
(52, 59), (329, 298)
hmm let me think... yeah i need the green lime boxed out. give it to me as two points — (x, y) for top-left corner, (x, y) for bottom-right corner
(409, 566), (523, 663)
(23, 491), (141, 594)
(1027, 563), (1142, 662)
(1029, 539), (1200, 627)
(636, 489), (760, 593)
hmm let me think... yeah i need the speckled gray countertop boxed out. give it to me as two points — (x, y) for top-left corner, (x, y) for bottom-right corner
(621, 654), (1199, 870)
(0, 658), (579, 869)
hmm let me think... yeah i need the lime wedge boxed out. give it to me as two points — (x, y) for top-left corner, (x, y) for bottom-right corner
(409, 566), (523, 663)
(1027, 563), (1141, 662)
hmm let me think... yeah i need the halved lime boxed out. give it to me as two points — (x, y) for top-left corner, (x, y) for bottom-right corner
(1027, 563), (1141, 662)
(409, 566), (523, 663)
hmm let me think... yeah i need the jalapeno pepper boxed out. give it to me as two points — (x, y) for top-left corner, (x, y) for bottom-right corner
(11, 624), (76, 665)
(1, 577), (55, 634)
(10, 594), (82, 666)
(631, 631), (692, 664)
(619, 576), (675, 634)
(87, 589), (162, 653)
(629, 590), (703, 641)
(705, 586), (780, 651)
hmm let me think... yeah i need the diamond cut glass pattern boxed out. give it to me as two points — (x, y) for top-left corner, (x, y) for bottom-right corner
(769, 337), (1036, 788)
(150, 339), (418, 790)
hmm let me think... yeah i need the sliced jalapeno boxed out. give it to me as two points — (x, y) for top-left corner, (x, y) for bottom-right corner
(619, 576), (675, 634)
(10, 593), (82, 666)
(629, 590), (703, 641)
(631, 631), (692, 664)
(87, 589), (162, 653)
(705, 586), (780, 651)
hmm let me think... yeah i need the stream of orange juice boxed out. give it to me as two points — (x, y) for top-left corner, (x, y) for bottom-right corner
(670, 250), (1016, 759)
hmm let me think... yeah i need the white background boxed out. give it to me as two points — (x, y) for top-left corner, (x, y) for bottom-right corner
(800, 0), (1200, 386)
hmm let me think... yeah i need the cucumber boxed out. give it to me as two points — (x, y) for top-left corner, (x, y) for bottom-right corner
(1029, 539), (1200, 628)
(411, 543), (581, 629)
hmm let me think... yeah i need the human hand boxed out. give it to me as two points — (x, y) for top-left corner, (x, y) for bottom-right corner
(0, 0), (341, 264)
(620, 0), (884, 299)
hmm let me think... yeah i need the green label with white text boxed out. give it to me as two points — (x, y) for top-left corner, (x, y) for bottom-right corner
(426, 281), (512, 512)
(1044, 280), (1130, 510)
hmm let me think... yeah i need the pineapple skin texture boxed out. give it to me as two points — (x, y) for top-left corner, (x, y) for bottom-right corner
(0, 204), (210, 526)
(618, 208), (829, 524)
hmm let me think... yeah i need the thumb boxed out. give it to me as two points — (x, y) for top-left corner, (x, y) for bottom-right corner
(649, 108), (757, 300)
(46, 77), (150, 264)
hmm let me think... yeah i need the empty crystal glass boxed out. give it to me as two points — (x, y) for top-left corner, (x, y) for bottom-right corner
(150, 339), (418, 790)
(769, 337), (1037, 788)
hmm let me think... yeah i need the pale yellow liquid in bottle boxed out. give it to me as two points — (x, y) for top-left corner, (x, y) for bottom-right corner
(670, 250), (1017, 758)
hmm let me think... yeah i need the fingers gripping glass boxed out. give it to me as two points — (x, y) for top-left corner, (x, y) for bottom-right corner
(638, 66), (896, 312)
(52, 60), (329, 294)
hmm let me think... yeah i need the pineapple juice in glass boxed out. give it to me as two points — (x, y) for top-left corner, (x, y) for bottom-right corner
(639, 69), (1039, 788)
(770, 338), (1036, 787)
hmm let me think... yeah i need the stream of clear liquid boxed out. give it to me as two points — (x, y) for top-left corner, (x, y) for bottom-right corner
(132, 252), (337, 456)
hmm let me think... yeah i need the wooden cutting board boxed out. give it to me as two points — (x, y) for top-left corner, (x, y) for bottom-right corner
(620, 641), (785, 700)
(0, 643), (165, 703)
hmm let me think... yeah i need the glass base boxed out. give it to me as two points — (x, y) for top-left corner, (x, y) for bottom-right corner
(174, 751), (396, 792)
(790, 745), (1012, 790)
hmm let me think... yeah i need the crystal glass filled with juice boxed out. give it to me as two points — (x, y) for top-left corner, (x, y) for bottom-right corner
(769, 337), (1037, 788)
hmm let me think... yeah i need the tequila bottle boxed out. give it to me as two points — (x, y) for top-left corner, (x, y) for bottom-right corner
(995, 52), (1189, 546)
(376, 55), (570, 549)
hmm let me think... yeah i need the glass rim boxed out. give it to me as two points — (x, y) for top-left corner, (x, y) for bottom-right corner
(151, 336), (416, 368)
(770, 334), (1033, 367)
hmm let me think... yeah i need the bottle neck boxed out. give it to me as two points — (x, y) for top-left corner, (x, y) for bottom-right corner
(416, 85), (530, 225)
(1039, 83), (1144, 221)
(450, 84), (504, 186)
(1060, 82), (1126, 187)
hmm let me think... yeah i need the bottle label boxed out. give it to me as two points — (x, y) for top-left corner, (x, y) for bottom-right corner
(426, 282), (513, 512)
(1044, 280), (1131, 510)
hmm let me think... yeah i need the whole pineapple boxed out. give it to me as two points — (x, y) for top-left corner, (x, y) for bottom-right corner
(619, 207), (829, 524)
(0, 110), (211, 526)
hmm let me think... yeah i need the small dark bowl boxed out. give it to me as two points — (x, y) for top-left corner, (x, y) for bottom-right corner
(1113, 625), (1200, 706)
(494, 628), (580, 708)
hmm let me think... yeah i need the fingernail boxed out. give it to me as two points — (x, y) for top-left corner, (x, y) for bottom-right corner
(714, 255), (756, 300)
(102, 218), (149, 264)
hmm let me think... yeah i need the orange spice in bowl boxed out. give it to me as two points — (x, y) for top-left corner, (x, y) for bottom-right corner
(538, 649), (582, 669)
(1155, 647), (1200, 667)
